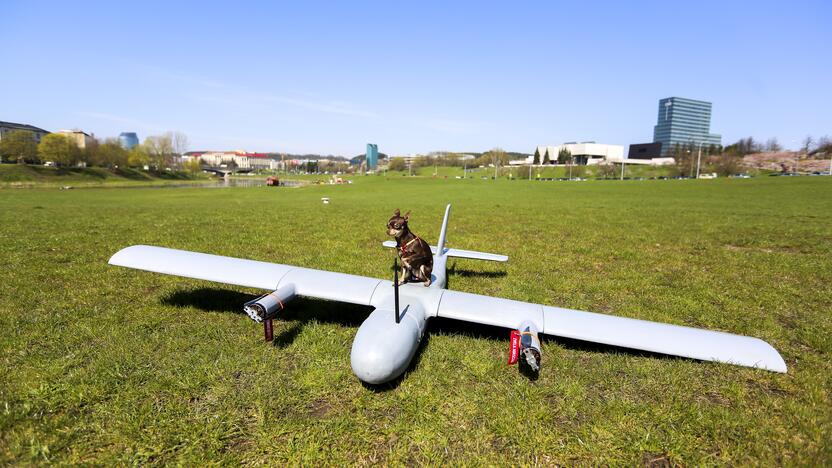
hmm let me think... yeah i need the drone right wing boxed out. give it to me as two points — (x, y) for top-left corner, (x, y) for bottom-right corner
(436, 289), (787, 373)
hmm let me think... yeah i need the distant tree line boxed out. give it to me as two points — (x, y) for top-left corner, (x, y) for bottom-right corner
(721, 135), (831, 156)
(0, 130), (191, 171)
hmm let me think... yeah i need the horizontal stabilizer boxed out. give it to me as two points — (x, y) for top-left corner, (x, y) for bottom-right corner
(381, 241), (508, 262)
(443, 247), (508, 262)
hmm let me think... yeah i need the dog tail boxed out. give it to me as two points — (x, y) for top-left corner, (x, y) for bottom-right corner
(436, 204), (451, 255)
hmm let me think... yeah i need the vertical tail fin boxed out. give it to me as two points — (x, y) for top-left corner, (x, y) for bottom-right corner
(437, 204), (451, 255)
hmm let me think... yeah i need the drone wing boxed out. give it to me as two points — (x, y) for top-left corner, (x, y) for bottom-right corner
(436, 290), (787, 373)
(109, 245), (383, 305)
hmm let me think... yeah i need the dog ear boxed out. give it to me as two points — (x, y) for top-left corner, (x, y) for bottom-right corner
(393, 209), (400, 217)
(403, 210), (411, 220)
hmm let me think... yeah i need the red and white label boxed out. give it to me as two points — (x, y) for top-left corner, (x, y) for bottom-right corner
(508, 330), (521, 365)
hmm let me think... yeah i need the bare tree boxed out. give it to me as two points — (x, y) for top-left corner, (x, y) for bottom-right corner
(170, 131), (189, 156)
(144, 134), (174, 169)
(716, 153), (743, 177)
(802, 135), (814, 154)
(765, 138), (782, 152)
(486, 147), (508, 166)
(816, 135), (831, 155)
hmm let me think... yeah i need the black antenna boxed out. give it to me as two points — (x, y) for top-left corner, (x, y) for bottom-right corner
(393, 256), (400, 324)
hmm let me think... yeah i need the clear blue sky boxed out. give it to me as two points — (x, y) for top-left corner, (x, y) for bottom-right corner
(1, 1), (829, 155)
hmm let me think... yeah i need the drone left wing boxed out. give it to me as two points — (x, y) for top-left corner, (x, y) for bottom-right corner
(109, 245), (383, 305)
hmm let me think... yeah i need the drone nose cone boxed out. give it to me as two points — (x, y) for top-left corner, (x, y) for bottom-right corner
(351, 346), (396, 385)
(350, 307), (425, 385)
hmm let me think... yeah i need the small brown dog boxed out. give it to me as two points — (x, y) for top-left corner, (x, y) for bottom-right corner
(387, 209), (433, 286)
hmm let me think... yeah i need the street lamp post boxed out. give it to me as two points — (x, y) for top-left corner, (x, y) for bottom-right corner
(695, 141), (705, 179)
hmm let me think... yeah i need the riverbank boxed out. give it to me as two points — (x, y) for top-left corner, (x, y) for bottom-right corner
(0, 164), (213, 188)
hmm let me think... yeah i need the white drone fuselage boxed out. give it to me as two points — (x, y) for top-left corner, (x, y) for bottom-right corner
(350, 252), (449, 384)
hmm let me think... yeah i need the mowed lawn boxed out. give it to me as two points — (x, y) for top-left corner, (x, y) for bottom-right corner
(0, 177), (830, 465)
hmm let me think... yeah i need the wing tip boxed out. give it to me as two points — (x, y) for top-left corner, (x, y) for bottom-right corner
(750, 337), (788, 373)
(108, 245), (152, 266)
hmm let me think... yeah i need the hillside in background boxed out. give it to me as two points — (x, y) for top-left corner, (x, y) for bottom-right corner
(0, 164), (208, 187)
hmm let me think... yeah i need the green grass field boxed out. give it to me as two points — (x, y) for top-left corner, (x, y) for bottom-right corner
(1, 177), (830, 465)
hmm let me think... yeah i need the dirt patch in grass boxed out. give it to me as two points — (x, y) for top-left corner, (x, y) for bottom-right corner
(307, 398), (332, 418)
(641, 452), (678, 467)
(699, 391), (731, 406)
(746, 377), (791, 398)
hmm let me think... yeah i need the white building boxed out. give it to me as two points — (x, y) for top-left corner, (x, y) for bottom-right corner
(58, 130), (95, 149)
(533, 142), (625, 165)
(182, 151), (284, 170)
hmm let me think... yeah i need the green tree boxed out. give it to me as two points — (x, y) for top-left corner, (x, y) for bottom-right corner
(128, 144), (150, 168)
(92, 139), (128, 167)
(533, 148), (540, 165)
(0, 130), (39, 163)
(542, 149), (550, 165)
(183, 157), (202, 173)
(38, 133), (80, 167)
(557, 147), (571, 164)
(388, 158), (406, 171)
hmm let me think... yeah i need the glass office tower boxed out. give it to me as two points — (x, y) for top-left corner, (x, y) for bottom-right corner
(366, 143), (378, 170)
(653, 97), (721, 156)
(119, 132), (139, 150)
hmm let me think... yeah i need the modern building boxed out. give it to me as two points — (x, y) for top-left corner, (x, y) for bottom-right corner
(653, 97), (721, 156)
(532, 142), (625, 165)
(57, 130), (95, 149)
(0, 121), (50, 143)
(248, 153), (281, 170)
(366, 143), (378, 170)
(628, 142), (663, 160)
(119, 132), (139, 149)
